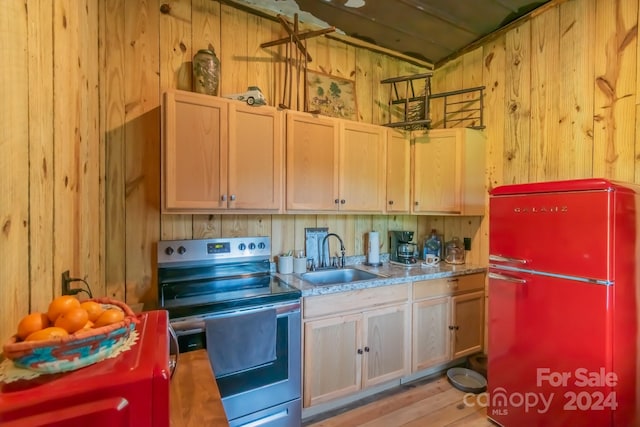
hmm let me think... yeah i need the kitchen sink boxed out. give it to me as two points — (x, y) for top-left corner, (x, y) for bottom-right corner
(300, 268), (383, 286)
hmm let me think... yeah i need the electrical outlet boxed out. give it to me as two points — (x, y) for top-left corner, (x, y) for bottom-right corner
(61, 270), (71, 295)
(463, 237), (472, 251)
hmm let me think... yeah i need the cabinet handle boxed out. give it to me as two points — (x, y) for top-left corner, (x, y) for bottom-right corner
(388, 200), (394, 205)
(340, 199), (346, 204)
(335, 199), (340, 204)
(448, 325), (459, 330)
(364, 346), (370, 352)
(230, 194), (236, 201)
(415, 201), (419, 206)
(357, 348), (363, 354)
(221, 194), (227, 201)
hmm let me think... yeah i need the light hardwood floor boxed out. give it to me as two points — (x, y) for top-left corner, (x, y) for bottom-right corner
(304, 375), (495, 427)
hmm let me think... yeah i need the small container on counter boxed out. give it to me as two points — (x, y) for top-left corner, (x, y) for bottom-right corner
(293, 253), (307, 274)
(277, 253), (293, 274)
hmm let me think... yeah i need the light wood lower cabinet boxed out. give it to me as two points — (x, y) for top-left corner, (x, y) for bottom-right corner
(451, 291), (484, 359)
(412, 274), (485, 372)
(301, 275), (484, 408)
(302, 284), (410, 408)
(412, 296), (450, 371)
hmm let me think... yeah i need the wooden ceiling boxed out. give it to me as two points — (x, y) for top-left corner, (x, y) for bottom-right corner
(232, 0), (551, 66)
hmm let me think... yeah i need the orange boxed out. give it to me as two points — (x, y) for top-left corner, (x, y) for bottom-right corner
(94, 308), (125, 328)
(80, 320), (94, 330)
(16, 312), (51, 340)
(47, 295), (81, 323)
(25, 326), (69, 341)
(55, 307), (89, 333)
(80, 301), (104, 322)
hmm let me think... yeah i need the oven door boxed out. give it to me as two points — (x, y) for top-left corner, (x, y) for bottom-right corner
(171, 301), (301, 425)
(219, 304), (301, 424)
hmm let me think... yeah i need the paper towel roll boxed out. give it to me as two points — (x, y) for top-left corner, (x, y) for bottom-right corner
(367, 231), (380, 265)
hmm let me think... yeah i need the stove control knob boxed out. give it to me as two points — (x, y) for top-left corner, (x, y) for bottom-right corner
(177, 246), (186, 255)
(258, 242), (266, 250)
(238, 243), (246, 251)
(248, 243), (256, 250)
(165, 247), (174, 256)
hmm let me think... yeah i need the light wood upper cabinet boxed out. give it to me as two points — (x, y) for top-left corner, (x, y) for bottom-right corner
(286, 111), (339, 211)
(162, 90), (283, 213)
(228, 102), (283, 210)
(286, 111), (386, 213)
(412, 128), (486, 215)
(163, 90), (227, 211)
(385, 129), (411, 212)
(339, 121), (386, 212)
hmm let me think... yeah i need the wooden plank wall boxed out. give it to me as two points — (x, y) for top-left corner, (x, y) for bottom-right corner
(0, 0), (432, 344)
(5, 0), (637, 344)
(1, 1), (103, 344)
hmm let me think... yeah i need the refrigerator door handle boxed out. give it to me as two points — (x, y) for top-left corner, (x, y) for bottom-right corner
(489, 254), (528, 264)
(489, 271), (527, 285)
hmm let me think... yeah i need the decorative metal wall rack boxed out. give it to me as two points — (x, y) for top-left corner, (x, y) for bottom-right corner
(381, 73), (485, 130)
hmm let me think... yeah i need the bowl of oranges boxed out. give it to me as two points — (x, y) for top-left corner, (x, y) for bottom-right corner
(2, 296), (139, 374)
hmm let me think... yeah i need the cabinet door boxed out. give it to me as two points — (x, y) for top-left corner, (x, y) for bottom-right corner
(303, 314), (361, 407)
(286, 112), (339, 211)
(163, 90), (228, 211)
(412, 129), (461, 213)
(339, 121), (386, 212)
(451, 291), (484, 359)
(228, 103), (283, 210)
(362, 304), (410, 388)
(412, 296), (450, 371)
(385, 129), (410, 213)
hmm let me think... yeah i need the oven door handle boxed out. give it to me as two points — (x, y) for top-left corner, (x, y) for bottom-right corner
(168, 323), (179, 379)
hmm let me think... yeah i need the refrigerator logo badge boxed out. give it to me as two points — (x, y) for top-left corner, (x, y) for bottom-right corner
(513, 205), (568, 213)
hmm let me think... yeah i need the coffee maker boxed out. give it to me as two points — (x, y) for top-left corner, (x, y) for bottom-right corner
(389, 230), (418, 265)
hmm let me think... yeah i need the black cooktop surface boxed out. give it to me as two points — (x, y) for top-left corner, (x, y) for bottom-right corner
(159, 272), (300, 320)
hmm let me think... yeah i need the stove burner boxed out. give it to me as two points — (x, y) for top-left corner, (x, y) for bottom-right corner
(157, 237), (300, 320)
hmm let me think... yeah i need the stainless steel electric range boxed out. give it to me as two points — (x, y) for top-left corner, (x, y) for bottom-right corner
(157, 236), (301, 427)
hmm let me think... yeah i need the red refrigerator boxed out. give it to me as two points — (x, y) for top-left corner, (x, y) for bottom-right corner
(488, 178), (640, 427)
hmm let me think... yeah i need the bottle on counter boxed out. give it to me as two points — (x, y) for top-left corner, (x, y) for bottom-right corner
(423, 229), (442, 260)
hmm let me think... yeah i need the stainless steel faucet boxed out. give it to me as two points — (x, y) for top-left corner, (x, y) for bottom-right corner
(321, 233), (346, 269)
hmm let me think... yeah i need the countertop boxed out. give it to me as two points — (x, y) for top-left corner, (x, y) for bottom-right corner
(276, 261), (487, 297)
(170, 349), (228, 427)
(168, 262), (485, 427)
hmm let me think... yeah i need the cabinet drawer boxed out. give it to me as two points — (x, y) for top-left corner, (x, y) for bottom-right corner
(413, 273), (485, 300)
(304, 283), (410, 319)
